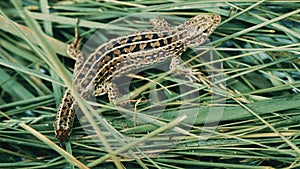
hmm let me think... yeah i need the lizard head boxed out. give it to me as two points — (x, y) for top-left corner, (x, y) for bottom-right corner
(181, 14), (221, 47)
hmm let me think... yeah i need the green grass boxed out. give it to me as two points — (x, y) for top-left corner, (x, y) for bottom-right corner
(0, 0), (300, 168)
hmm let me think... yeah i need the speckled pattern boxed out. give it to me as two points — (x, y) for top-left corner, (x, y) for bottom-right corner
(54, 14), (221, 142)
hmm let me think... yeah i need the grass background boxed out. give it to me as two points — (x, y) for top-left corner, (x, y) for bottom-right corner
(0, 0), (300, 168)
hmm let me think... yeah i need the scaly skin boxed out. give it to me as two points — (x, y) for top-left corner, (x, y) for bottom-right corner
(54, 14), (221, 142)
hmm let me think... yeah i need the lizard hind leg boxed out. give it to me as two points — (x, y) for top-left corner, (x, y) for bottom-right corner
(67, 18), (82, 58)
(67, 18), (86, 75)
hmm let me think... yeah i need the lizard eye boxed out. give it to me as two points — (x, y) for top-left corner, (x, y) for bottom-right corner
(189, 19), (196, 25)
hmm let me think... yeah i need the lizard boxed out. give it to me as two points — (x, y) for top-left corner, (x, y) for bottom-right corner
(54, 14), (221, 142)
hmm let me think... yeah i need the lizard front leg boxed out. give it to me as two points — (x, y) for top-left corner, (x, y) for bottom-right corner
(95, 82), (130, 106)
(169, 57), (200, 82)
